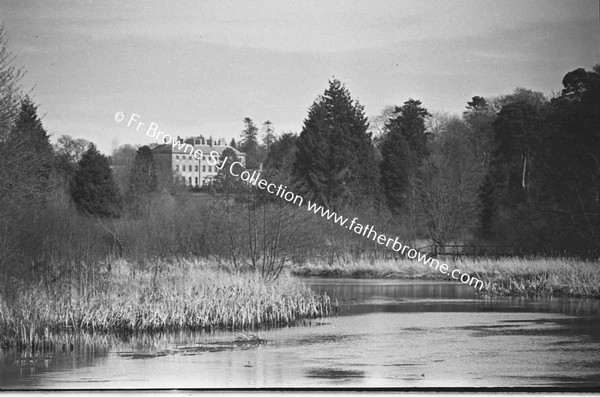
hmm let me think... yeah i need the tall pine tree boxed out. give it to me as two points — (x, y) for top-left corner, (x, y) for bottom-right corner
(293, 79), (379, 209)
(380, 99), (430, 213)
(240, 117), (260, 169)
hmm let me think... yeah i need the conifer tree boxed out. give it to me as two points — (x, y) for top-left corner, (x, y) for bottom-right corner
(71, 144), (121, 217)
(262, 120), (276, 150)
(380, 130), (412, 213)
(293, 79), (379, 209)
(380, 99), (430, 213)
(240, 117), (260, 169)
(10, 98), (55, 182)
(125, 145), (157, 215)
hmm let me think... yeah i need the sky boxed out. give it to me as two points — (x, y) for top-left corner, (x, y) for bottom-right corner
(1, 0), (599, 154)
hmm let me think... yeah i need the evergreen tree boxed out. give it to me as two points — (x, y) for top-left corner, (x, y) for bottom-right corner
(229, 138), (237, 148)
(389, 99), (431, 159)
(10, 98), (55, 182)
(264, 132), (297, 175)
(240, 117), (260, 169)
(293, 79), (379, 209)
(125, 145), (157, 215)
(535, 66), (600, 254)
(380, 99), (430, 213)
(262, 120), (276, 150)
(71, 144), (121, 217)
(380, 131), (412, 213)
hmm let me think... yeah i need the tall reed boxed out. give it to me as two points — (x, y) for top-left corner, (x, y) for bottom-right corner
(0, 258), (335, 348)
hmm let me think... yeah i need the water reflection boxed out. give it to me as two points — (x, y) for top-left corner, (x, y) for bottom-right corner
(307, 278), (600, 317)
(1, 278), (599, 388)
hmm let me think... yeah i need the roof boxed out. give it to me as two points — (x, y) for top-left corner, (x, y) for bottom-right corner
(152, 143), (245, 157)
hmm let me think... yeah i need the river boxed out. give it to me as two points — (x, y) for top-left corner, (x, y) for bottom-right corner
(1, 278), (599, 389)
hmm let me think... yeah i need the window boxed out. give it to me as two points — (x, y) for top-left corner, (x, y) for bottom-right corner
(189, 156), (192, 160)
(182, 176), (186, 184)
(195, 165), (198, 172)
(203, 156), (206, 161)
(176, 155), (179, 159)
(182, 165), (186, 172)
(188, 177), (192, 185)
(208, 166), (212, 173)
(202, 165), (206, 172)
(195, 177), (198, 186)
(175, 165), (179, 171)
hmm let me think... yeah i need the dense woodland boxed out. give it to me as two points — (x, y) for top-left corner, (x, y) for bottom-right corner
(1, 24), (599, 291)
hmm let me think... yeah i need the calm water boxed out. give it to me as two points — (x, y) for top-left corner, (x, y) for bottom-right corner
(1, 278), (600, 389)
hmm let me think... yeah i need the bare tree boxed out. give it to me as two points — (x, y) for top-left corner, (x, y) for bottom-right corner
(0, 24), (26, 138)
(416, 117), (482, 245)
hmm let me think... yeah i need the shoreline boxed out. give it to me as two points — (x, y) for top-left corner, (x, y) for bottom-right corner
(292, 256), (600, 299)
(0, 259), (334, 349)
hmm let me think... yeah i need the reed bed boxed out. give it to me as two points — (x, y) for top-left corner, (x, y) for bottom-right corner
(0, 258), (334, 349)
(293, 257), (446, 279)
(293, 256), (600, 298)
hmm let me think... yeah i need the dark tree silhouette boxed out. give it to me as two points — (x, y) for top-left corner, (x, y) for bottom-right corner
(71, 144), (122, 218)
(293, 79), (379, 210)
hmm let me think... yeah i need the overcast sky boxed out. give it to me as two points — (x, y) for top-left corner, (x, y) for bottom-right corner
(1, 0), (598, 154)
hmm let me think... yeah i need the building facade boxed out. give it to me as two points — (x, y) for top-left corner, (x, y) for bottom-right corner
(152, 137), (245, 188)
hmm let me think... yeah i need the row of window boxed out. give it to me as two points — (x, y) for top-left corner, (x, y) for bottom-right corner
(174, 154), (245, 162)
(181, 176), (216, 187)
(175, 165), (219, 173)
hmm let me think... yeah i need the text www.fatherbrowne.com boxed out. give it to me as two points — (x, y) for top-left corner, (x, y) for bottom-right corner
(305, 202), (485, 291)
(116, 111), (486, 291)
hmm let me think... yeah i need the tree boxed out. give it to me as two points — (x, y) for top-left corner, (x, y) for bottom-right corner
(380, 99), (430, 213)
(0, 24), (25, 138)
(534, 66), (600, 254)
(125, 145), (157, 216)
(54, 135), (90, 164)
(466, 96), (488, 111)
(8, 98), (55, 186)
(71, 144), (122, 217)
(216, 147), (244, 194)
(463, 96), (496, 173)
(417, 117), (482, 244)
(54, 134), (91, 178)
(264, 132), (297, 175)
(262, 120), (276, 150)
(492, 101), (543, 196)
(380, 129), (412, 213)
(240, 117), (260, 169)
(293, 78), (379, 209)
(229, 138), (237, 149)
(109, 144), (138, 195)
(479, 99), (545, 243)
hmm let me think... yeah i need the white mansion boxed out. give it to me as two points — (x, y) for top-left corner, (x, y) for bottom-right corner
(152, 136), (245, 188)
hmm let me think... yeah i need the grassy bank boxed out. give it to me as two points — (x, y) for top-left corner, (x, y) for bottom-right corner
(0, 259), (334, 349)
(292, 256), (600, 298)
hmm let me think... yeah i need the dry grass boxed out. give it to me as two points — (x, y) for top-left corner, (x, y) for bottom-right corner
(293, 255), (600, 298)
(453, 257), (600, 298)
(0, 258), (334, 349)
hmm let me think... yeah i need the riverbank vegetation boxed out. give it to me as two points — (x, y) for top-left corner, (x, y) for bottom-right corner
(0, 24), (599, 351)
(0, 258), (334, 349)
(292, 256), (600, 299)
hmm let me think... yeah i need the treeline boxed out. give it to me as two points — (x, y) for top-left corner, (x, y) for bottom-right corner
(1, 22), (599, 293)
(251, 69), (599, 258)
